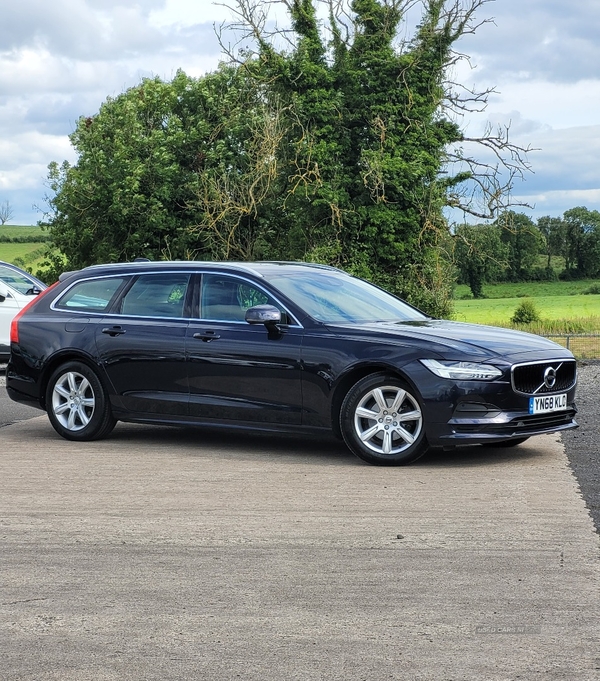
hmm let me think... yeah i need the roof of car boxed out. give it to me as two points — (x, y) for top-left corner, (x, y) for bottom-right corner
(60, 260), (348, 281)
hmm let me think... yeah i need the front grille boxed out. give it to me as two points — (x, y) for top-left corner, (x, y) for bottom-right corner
(512, 360), (577, 395)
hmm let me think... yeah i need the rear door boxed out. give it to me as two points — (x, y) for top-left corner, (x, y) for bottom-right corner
(94, 272), (192, 417)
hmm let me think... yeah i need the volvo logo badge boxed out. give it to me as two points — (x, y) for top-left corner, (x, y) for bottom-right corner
(543, 366), (557, 389)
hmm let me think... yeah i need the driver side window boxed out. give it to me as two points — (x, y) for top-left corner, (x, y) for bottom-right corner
(201, 274), (278, 322)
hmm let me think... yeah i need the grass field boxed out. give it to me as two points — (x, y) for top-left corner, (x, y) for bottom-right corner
(453, 295), (600, 327)
(0, 224), (49, 272)
(0, 242), (47, 262)
(0, 224), (45, 240)
(454, 280), (600, 299)
(453, 280), (600, 355)
(453, 276), (600, 339)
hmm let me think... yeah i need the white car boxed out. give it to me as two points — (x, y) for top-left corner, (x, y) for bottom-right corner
(0, 262), (47, 361)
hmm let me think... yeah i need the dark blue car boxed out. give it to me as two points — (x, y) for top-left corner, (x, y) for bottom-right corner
(6, 261), (577, 465)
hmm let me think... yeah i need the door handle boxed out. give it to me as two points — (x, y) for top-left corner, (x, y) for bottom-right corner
(102, 326), (126, 337)
(193, 331), (221, 342)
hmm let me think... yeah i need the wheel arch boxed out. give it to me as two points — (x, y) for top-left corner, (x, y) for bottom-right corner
(330, 363), (420, 438)
(39, 351), (108, 411)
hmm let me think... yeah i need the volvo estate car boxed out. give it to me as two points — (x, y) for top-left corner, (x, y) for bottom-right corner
(0, 261), (46, 361)
(6, 261), (577, 465)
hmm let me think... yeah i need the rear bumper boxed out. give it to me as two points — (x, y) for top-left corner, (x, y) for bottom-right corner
(6, 383), (45, 410)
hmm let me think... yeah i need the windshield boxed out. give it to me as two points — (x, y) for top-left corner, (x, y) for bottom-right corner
(267, 271), (428, 323)
(0, 265), (44, 295)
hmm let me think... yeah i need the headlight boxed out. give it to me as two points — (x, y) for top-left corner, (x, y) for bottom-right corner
(420, 359), (503, 381)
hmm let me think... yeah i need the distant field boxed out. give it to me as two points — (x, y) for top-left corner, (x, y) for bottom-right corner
(0, 224), (49, 271)
(0, 242), (46, 262)
(453, 295), (600, 326)
(453, 280), (600, 335)
(0, 224), (45, 240)
(454, 280), (600, 299)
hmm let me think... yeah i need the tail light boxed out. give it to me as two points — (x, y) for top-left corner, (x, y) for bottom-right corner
(10, 282), (59, 345)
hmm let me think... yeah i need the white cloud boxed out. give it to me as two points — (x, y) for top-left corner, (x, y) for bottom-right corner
(512, 189), (600, 219)
(0, 132), (76, 172)
(149, 0), (234, 27)
(459, 0), (600, 84)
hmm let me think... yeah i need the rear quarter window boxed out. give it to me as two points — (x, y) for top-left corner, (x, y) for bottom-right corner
(55, 277), (127, 312)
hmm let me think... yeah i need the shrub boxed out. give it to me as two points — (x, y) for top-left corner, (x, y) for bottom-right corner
(583, 284), (600, 295)
(511, 298), (541, 325)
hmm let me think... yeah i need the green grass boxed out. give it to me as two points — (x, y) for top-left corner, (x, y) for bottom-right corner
(0, 224), (45, 239)
(0, 242), (48, 269)
(453, 294), (600, 324)
(453, 279), (600, 334)
(0, 224), (50, 272)
(454, 279), (600, 299)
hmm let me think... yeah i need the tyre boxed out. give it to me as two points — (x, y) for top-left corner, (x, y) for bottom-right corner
(46, 361), (116, 441)
(340, 373), (428, 466)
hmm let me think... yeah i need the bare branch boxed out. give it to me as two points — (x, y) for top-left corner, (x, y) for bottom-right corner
(190, 99), (286, 260)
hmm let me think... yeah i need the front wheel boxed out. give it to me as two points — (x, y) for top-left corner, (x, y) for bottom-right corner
(340, 373), (428, 466)
(46, 361), (116, 441)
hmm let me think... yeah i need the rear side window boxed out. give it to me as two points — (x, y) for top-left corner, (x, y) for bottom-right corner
(55, 277), (126, 312)
(119, 273), (191, 318)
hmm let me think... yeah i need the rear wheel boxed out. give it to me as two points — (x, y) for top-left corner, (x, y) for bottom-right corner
(340, 373), (428, 466)
(46, 361), (116, 441)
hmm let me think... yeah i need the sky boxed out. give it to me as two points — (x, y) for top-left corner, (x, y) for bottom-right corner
(0, 0), (599, 226)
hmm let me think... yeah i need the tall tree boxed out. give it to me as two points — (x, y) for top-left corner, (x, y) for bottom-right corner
(496, 211), (543, 281)
(453, 223), (507, 297)
(537, 215), (565, 272)
(44, 0), (531, 316)
(44, 67), (277, 269)
(562, 206), (600, 277)
(221, 0), (530, 315)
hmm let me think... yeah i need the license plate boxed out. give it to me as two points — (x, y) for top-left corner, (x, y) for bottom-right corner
(529, 393), (567, 414)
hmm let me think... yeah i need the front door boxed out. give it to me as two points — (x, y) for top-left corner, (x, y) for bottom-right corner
(186, 273), (303, 426)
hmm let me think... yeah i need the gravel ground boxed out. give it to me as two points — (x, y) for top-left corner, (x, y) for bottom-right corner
(562, 360), (600, 534)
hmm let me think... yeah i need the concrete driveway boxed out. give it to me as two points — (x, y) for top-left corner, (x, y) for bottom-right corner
(1, 417), (599, 680)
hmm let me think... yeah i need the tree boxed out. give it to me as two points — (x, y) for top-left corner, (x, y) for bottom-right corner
(0, 200), (14, 225)
(496, 211), (543, 281)
(45, 0), (531, 317)
(453, 223), (507, 297)
(511, 298), (541, 325)
(44, 67), (279, 269)
(562, 206), (600, 278)
(536, 215), (565, 272)
(217, 0), (531, 315)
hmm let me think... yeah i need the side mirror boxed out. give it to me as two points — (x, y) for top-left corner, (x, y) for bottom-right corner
(25, 286), (42, 296)
(0, 282), (9, 302)
(245, 304), (282, 326)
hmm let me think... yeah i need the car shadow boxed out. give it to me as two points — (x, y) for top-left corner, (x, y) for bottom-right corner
(106, 422), (544, 469)
(416, 441), (546, 468)
(108, 422), (355, 466)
